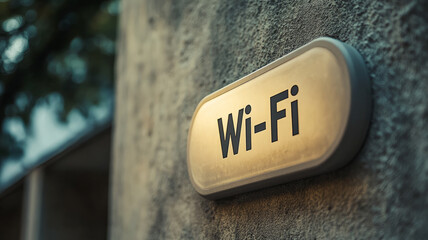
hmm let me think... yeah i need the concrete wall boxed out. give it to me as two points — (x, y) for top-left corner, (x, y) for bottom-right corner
(110, 0), (428, 239)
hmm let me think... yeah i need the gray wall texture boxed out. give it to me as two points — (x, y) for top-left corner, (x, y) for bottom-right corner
(110, 0), (428, 239)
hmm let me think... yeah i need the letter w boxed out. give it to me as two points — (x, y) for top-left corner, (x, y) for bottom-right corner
(217, 109), (244, 158)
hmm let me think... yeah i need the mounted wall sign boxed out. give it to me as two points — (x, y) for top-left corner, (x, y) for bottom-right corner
(187, 37), (371, 199)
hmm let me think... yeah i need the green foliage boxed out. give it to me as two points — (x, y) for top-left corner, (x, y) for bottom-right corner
(0, 0), (118, 159)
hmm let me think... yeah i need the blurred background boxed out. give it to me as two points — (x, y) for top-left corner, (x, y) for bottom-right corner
(0, 0), (119, 239)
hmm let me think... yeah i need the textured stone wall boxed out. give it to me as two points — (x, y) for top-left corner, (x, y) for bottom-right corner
(110, 0), (428, 239)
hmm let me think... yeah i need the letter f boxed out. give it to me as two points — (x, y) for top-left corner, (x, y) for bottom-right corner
(270, 90), (288, 142)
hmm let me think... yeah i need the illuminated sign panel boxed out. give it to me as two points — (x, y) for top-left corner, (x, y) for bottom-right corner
(187, 38), (371, 199)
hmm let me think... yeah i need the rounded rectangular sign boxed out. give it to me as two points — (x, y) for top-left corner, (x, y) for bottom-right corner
(187, 37), (371, 199)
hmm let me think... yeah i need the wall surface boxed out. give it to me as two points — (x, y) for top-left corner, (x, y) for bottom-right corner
(110, 0), (428, 239)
